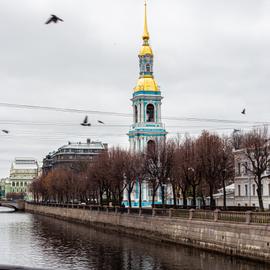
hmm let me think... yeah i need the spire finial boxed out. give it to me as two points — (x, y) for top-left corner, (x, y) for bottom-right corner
(142, 0), (150, 42)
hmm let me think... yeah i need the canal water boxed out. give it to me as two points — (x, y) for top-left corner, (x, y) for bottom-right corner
(0, 206), (268, 270)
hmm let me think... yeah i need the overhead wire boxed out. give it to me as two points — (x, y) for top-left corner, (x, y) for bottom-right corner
(0, 102), (269, 125)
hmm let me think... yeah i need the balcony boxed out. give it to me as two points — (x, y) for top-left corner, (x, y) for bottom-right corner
(130, 122), (165, 129)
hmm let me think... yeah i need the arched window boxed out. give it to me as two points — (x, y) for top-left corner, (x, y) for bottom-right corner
(135, 105), (138, 123)
(147, 140), (156, 154)
(146, 104), (155, 122)
(146, 63), (151, 72)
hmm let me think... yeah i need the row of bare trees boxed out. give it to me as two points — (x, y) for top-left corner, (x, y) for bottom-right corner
(30, 128), (270, 210)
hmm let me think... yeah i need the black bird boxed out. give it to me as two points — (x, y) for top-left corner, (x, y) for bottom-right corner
(241, 108), (246, 115)
(1, 130), (9, 134)
(45, 15), (64, 24)
(233, 129), (240, 133)
(81, 116), (91, 127)
(98, 120), (105, 124)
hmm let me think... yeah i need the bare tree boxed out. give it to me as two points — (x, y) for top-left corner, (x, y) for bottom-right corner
(196, 131), (223, 209)
(108, 147), (127, 206)
(146, 140), (174, 208)
(219, 137), (234, 210)
(124, 152), (138, 208)
(241, 127), (270, 211)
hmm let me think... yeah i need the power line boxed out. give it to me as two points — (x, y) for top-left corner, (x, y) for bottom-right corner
(0, 102), (269, 125)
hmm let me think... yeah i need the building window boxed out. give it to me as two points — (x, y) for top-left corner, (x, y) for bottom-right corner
(245, 184), (248, 196)
(135, 105), (138, 123)
(146, 63), (151, 72)
(252, 184), (256, 196)
(146, 104), (155, 122)
(147, 140), (155, 154)
(244, 162), (248, 174)
(238, 163), (241, 175)
(238, 185), (241, 196)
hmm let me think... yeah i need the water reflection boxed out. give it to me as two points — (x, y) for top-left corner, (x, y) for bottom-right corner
(0, 206), (15, 213)
(0, 212), (268, 270)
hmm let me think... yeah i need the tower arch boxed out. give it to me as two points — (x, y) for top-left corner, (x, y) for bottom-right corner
(146, 103), (155, 122)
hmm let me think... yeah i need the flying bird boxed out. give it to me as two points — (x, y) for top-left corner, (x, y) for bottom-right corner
(241, 108), (246, 115)
(98, 120), (105, 124)
(1, 130), (9, 134)
(81, 116), (91, 127)
(45, 15), (64, 24)
(233, 129), (240, 133)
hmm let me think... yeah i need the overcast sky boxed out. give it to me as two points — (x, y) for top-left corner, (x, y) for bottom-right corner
(1, 0), (270, 178)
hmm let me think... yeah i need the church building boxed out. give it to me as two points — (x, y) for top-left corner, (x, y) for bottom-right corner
(124, 2), (171, 207)
(128, 1), (167, 152)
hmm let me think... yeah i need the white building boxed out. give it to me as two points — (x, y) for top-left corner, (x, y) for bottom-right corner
(234, 149), (270, 209)
(9, 157), (39, 200)
(213, 183), (235, 207)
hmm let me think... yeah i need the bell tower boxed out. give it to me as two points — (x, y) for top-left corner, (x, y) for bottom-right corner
(128, 1), (167, 152)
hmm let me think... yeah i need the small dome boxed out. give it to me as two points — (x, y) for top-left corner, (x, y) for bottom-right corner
(139, 45), (153, 56)
(134, 77), (159, 92)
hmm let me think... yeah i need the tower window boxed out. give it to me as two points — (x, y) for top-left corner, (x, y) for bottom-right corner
(146, 63), (151, 72)
(147, 140), (155, 154)
(146, 104), (155, 122)
(135, 105), (138, 123)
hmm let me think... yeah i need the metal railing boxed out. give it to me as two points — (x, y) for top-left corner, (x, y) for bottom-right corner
(27, 202), (270, 225)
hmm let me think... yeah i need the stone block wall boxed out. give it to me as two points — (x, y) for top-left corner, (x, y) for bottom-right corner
(25, 203), (270, 263)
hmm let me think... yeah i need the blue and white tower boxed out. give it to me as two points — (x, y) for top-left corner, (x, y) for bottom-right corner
(128, 1), (167, 152)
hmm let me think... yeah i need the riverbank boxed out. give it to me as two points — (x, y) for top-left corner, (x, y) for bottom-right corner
(25, 203), (270, 263)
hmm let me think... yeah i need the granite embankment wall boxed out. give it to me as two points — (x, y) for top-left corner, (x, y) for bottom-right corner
(25, 203), (270, 263)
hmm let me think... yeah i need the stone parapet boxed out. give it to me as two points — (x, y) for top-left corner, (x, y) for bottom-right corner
(25, 203), (270, 263)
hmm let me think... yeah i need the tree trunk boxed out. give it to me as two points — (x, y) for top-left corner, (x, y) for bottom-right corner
(128, 189), (132, 208)
(182, 190), (187, 209)
(151, 184), (156, 208)
(209, 185), (215, 209)
(99, 190), (103, 206)
(161, 183), (165, 208)
(172, 184), (177, 208)
(139, 181), (142, 208)
(257, 179), (264, 211)
(192, 185), (196, 208)
(222, 178), (226, 210)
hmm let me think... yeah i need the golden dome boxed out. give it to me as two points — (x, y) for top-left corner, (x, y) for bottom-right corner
(139, 45), (153, 56)
(134, 77), (159, 92)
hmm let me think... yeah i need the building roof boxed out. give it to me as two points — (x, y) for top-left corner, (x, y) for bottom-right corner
(59, 141), (106, 151)
(11, 157), (38, 170)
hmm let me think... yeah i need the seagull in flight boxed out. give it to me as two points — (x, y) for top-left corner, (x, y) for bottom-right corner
(241, 108), (246, 115)
(81, 116), (91, 127)
(98, 120), (105, 124)
(1, 130), (9, 134)
(45, 15), (64, 24)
